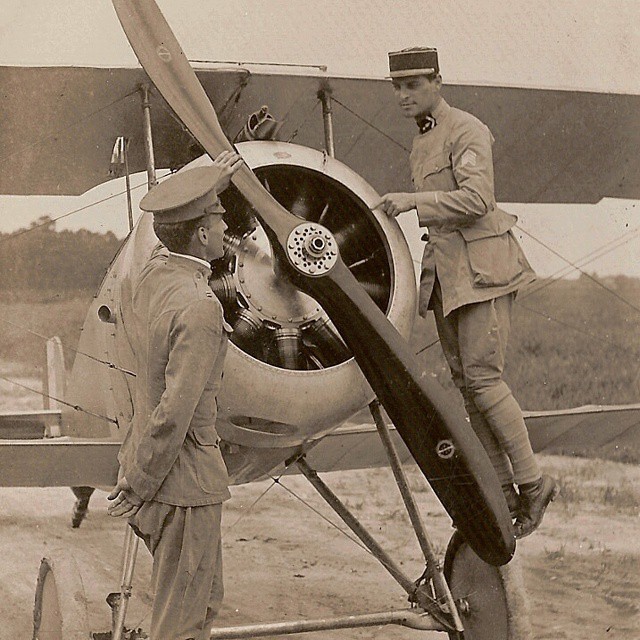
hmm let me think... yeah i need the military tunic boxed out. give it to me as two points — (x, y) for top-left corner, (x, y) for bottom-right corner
(119, 248), (231, 640)
(409, 98), (540, 488)
(410, 98), (535, 317)
(119, 249), (230, 506)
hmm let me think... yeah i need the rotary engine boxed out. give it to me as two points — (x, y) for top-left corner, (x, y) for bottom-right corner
(64, 141), (416, 483)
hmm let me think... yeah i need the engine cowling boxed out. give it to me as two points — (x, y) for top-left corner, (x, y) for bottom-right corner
(64, 141), (416, 483)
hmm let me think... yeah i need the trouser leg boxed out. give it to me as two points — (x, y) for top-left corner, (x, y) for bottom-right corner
(129, 501), (223, 640)
(455, 295), (540, 486)
(431, 281), (514, 485)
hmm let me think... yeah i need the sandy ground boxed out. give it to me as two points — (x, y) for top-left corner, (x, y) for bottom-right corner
(0, 455), (638, 640)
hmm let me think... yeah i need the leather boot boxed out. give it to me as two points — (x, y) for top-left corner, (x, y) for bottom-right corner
(502, 483), (520, 517)
(514, 475), (559, 538)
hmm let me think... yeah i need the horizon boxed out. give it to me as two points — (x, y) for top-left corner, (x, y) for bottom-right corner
(1, 174), (638, 281)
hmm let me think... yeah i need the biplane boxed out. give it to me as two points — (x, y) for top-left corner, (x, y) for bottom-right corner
(0, 1), (639, 638)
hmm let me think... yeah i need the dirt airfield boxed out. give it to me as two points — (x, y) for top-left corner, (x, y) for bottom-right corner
(0, 454), (638, 640)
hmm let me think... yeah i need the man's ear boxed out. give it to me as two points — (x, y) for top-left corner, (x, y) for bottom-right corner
(197, 225), (208, 246)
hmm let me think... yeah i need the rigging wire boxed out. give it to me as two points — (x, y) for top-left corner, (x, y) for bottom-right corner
(286, 99), (321, 143)
(0, 179), (149, 246)
(514, 301), (637, 355)
(332, 96), (411, 153)
(516, 224), (640, 315)
(0, 373), (117, 425)
(225, 452), (310, 532)
(414, 224), (640, 357)
(0, 89), (140, 166)
(267, 474), (375, 557)
(520, 224), (640, 298)
(0, 315), (136, 377)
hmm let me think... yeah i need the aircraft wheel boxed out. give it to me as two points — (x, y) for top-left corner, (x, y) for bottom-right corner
(33, 554), (91, 640)
(443, 531), (532, 640)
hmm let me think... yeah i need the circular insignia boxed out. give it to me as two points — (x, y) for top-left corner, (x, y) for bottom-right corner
(157, 45), (172, 62)
(436, 439), (456, 459)
(274, 151), (292, 159)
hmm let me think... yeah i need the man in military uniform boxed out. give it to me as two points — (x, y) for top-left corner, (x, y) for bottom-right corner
(378, 48), (557, 538)
(108, 150), (242, 639)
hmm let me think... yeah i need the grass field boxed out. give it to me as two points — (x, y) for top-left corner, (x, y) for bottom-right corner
(0, 274), (639, 411)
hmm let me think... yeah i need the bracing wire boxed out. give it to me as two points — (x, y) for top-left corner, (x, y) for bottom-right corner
(412, 222), (640, 358)
(286, 99), (321, 143)
(332, 95), (411, 153)
(0, 373), (117, 425)
(0, 89), (139, 166)
(0, 179), (149, 247)
(268, 474), (375, 557)
(0, 315), (136, 377)
(515, 301), (637, 355)
(516, 224), (640, 315)
(520, 225), (640, 298)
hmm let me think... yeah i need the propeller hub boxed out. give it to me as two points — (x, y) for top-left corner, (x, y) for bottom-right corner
(287, 222), (338, 276)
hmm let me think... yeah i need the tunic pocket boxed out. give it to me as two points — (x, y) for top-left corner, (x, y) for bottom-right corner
(191, 425), (220, 446)
(466, 231), (524, 288)
(422, 150), (451, 176)
(191, 425), (228, 494)
(417, 151), (456, 193)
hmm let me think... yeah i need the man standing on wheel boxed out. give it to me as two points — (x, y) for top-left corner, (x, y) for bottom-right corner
(378, 47), (557, 538)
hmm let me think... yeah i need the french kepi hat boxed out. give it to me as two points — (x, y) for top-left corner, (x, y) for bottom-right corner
(140, 165), (224, 223)
(388, 47), (439, 79)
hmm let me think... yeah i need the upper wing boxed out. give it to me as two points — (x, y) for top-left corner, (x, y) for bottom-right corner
(1, 64), (638, 203)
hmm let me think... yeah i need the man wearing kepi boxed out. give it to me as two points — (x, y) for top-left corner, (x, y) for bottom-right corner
(108, 150), (242, 639)
(378, 47), (557, 538)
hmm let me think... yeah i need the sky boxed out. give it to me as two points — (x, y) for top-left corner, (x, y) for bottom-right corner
(1, 0), (639, 278)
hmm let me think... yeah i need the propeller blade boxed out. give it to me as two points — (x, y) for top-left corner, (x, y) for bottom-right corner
(112, 0), (515, 565)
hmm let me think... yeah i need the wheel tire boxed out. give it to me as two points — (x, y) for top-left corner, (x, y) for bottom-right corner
(33, 554), (91, 640)
(443, 531), (532, 640)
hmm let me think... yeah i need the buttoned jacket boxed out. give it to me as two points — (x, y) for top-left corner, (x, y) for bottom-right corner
(410, 98), (535, 317)
(119, 248), (231, 506)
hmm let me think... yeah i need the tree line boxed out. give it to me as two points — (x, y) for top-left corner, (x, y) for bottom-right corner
(0, 217), (122, 298)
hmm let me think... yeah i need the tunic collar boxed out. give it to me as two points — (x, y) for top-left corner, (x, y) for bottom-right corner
(431, 97), (451, 123)
(167, 252), (212, 278)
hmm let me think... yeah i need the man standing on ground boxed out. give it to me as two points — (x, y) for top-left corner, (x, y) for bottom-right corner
(108, 150), (242, 639)
(377, 47), (557, 538)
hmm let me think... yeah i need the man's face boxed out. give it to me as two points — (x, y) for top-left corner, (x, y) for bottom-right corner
(392, 75), (442, 119)
(201, 204), (227, 261)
